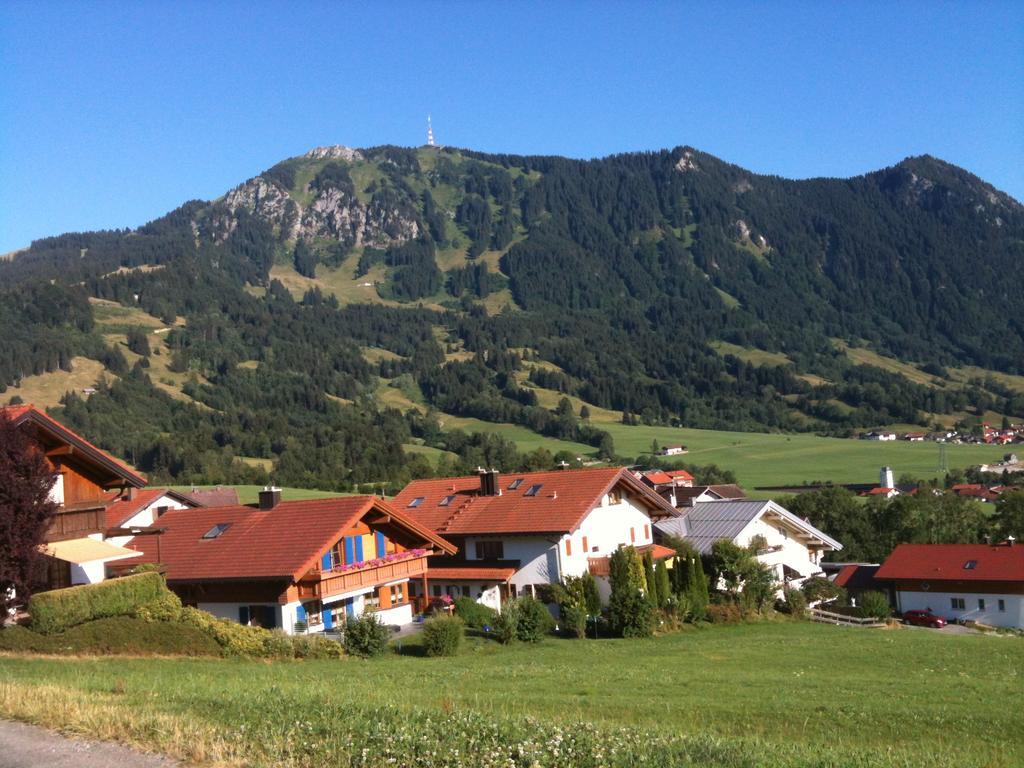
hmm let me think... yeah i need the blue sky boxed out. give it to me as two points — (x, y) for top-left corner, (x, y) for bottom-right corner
(1, 1), (1021, 253)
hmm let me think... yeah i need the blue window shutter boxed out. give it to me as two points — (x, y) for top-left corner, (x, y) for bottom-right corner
(354, 536), (364, 562)
(323, 607), (333, 630)
(238, 606), (250, 625)
(321, 551), (332, 571)
(345, 599), (355, 618)
(344, 536), (355, 564)
(296, 603), (306, 622)
(375, 531), (386, 557)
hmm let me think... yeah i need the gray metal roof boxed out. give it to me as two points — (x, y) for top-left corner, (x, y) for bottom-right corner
(654, 499), (842, 554)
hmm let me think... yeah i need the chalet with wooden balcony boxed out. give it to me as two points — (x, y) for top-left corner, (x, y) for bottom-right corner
(393, 467), (679, 610)
(2, 404), (147, 590)
(117, 489), (456, 633)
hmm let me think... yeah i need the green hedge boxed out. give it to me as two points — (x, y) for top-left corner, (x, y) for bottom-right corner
(28, 572), (168, 635)
(0, 617), (223, 656)
(422, 615), (464, 656)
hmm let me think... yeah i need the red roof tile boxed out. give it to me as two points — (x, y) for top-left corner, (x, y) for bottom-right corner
(876, 543), (1024, 583)
(122, 496), (456, 582)
(665, 469), (695, 482)
(1, 404), (146, 487)
(643, 470), (673, 485)
(393, 467), (677, 535)
(104, 488), (176, 528)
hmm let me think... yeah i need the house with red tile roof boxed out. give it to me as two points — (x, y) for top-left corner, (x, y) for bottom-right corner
(875, 540), (1024, 628)
(117, 489), (457, 633)
(638, 468), (696, 506)
(392, 467), (678, 610)
(1, 404), (146, 591)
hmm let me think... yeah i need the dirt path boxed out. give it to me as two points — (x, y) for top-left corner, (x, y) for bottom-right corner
(0, 719), (179, 767)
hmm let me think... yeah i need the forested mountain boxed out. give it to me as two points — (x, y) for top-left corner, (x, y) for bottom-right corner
(2, 144), (1022, 489)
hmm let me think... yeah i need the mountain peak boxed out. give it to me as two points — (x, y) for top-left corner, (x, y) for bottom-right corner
(303, 145), (363, 162)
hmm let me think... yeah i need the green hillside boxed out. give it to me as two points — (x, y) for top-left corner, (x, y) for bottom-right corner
(1, 143), (1021, 492)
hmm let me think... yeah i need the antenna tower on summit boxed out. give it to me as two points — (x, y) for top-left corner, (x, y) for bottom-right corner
(426, 115), (435, 147)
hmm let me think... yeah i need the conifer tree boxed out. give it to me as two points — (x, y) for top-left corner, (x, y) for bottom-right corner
(643, 551), (657, 605)
(654, 559), (671, 608)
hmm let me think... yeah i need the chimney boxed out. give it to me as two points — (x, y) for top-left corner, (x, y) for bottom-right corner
(556, 460), (570, 470)
(478, 468), (500, 497)
(880, 466), (894, 489)
(1008, 535), (1017, 547)
(984, 535), (992, 545)
(128, 486), (139, 501)
(258, 486), (282, 510)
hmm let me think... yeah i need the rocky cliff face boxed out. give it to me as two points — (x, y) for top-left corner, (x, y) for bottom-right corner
(215, 146), (419, 247)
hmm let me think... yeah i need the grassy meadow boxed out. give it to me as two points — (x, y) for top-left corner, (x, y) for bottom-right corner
(0, 622), (1020, 767)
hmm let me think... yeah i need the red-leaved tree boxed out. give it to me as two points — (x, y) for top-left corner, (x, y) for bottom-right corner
(0, 413), (58, 615)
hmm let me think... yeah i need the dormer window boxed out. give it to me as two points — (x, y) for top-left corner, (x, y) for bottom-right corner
(439, 495), (455, 506)
(407, 497), (424, 508)
(201, 523), (231, 540)
(963, 560), (978, 570)
(508, 478), (524, 490)
(524, 484), (543, 497)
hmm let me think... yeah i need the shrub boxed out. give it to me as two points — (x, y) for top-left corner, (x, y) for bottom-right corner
(291, 633), (344, 659)
(29, 572), (167, 635)
(802, 575), (846, 605)
(512, 596), (554, 643)
(609, 590), (654, 637)
(493, 603), (519, 644)
(0, 617), (222, 656)
(560, 605), (587, 638)
(454, 597), (497, 629)
(422, 615), (464, 656)
(857, 591), (892, 621)
(706, 603), (742, 624)
(343, 613), (390, 657)
(132, 590), (183, 623)
(179, 606), (268, 657)
(778, 587), (808, 619)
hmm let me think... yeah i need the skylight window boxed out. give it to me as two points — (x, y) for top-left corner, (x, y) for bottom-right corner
(439, 495), (455, 507)
(524, 484), (543, 497)
(963, 560), (978, 570)
(408, 497), (425, 508)
(508, 478), (525, 490)
(201, 523), (231, 540)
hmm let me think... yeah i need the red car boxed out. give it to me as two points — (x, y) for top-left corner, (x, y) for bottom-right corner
(903, 609), (947, 628)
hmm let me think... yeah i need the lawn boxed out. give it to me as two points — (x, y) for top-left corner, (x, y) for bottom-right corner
(170, 484), (344, 504)
(0, 622), (1020, 767)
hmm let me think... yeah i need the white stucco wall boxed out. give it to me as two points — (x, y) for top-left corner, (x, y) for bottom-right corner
(460, 490), (656, 604)
(734, 515), (823, 591)
(896, 590), (1023, 629)
(107, 494), (193, 548)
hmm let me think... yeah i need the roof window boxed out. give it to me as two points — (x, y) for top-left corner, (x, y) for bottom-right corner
(524, 484), (543, 497)
(508, 478), (524, 490)
(408, 497), (425, 508)
(963, 560), (978, 570)
(439, 495), (455, 506)
(201, 523), (231, 540)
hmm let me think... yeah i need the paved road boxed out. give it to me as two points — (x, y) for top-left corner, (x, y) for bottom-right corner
(0, 719), (179, 767)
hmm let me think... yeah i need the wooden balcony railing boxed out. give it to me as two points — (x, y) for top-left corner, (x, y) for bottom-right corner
(302, 553), (429, 601)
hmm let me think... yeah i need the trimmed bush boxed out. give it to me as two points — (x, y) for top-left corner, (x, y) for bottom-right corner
(0, 617), (222, 656)
(858, 591), (892, 621)
(291, 633), (345, 659)
(29, 572), (167, 635)
(132, 590), (183, 623)
(343, 613), (390, 658)
(454, 597), (497, 629)
(513, 596), (555, 643)
(422, 615), (464, 656)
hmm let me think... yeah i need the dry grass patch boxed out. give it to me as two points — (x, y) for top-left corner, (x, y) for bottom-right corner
(4, 357), (111, 409)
